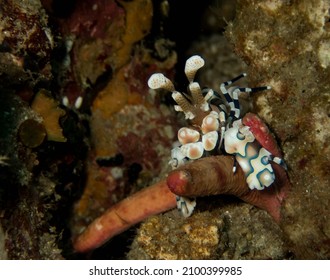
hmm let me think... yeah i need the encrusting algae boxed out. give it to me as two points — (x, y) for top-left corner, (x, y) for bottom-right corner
(31, 89), (67, 142)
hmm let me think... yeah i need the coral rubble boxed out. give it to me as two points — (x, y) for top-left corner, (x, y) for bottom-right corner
(128, 202), (286, 260)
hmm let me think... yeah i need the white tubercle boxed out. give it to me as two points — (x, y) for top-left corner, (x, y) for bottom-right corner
(62, 96), (69, 107)
(202, 131), (218, 151)
(178, 127), (200, 144)
(180, 142), (204, 160)
(201, 112), (219, 134)
(74, 96), (83, 109)
(148, 73), (175, 91)
(184, 55), (205, 82)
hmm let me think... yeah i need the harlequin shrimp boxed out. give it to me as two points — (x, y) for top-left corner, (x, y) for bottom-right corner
(73, 55), (290, 253)
(148, 55), (287, 217)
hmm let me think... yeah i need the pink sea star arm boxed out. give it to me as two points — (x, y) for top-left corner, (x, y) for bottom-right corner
(73, 180), (176, 253)
(167, 155), (249, 197)
(167, 155), (290, 223)
(73, 156), (289, 252)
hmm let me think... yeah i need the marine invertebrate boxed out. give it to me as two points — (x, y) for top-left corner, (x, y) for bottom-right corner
(74, 177), (176, 252)
(73, 55), (289, 253)
(62, 95), (84, 110)
(148, 55), (287, 217)
(167, 154), (289, 222)
(74, 154), (288, 252)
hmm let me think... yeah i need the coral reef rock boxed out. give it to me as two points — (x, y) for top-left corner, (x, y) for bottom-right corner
(128, 202), (287, 260)
(226, 0), (330, 259)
